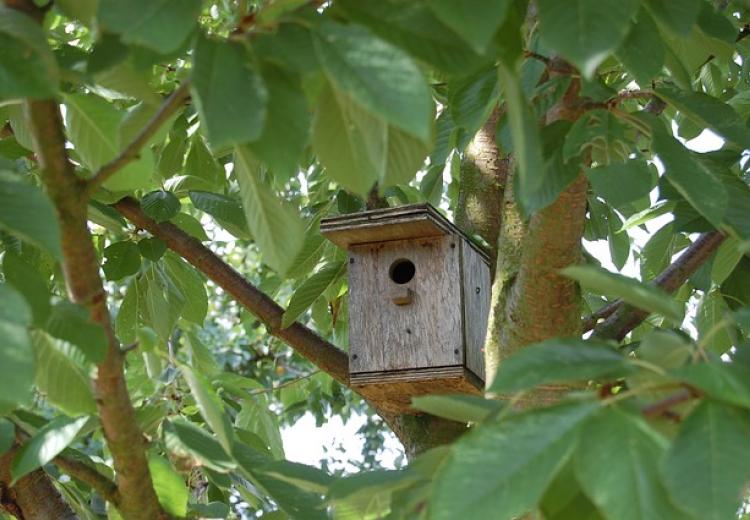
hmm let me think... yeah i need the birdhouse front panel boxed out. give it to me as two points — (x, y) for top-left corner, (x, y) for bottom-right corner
(347, 235), (463, 374)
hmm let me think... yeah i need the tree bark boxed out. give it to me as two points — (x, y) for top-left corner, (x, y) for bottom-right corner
(1, 448), (79, 520)
(485, 60), (588, 402)
(456, 108), (510, 274)
(23, 100), (166, 520)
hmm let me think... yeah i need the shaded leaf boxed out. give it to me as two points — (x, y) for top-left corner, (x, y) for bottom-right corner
(410, 394), (501, 423)
(148, 453), (189, 518)
(282, 261), (346, 328)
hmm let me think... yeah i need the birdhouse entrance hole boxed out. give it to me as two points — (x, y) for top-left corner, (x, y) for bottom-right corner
(389, 259), (415, 284)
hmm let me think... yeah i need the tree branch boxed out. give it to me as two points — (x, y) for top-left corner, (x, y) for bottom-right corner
(592, 230), (727, 341)
(53, 456), (120, 506)
(85, 82), (191, 195)
(23, 98), (167, 520)
(641, 388), (699, 419)
(112, 197), (350, 385)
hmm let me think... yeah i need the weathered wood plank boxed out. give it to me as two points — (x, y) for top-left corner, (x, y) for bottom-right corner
(461, 239), (490, 382)
(351, 367), (483, 415)
(348, 236), (463, 373)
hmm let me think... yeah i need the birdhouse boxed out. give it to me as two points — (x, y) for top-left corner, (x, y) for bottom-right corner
(321, 204), (490, 414)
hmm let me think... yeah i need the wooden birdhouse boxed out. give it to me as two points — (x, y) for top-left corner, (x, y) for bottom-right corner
(320, 204), (490, 414)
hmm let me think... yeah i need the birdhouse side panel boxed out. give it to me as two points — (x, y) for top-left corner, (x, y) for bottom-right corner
(347, 237), (463, 374)
(461, 240), (490, 382)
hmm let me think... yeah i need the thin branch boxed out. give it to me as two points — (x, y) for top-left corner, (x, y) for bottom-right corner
(523, 50), (551, 64)
(591, 230), (727, 340)
(85, 82), (191, 194)
(53, 456), (120, 505)
(642, 388), (699, 419)
(112, 197), (350, 385)
(248, 370), (320, 395)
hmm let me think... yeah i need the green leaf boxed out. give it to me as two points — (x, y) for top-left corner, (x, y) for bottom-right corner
(644, 0), (701, 36)
(188, 191), (250, 240)
(498, 64), (545, 216)
(234, 146), (304, 274)
(313, 21), (433, 142)
(98, 0), (200, 54)
(236, 400), (284, 460)
(337, 0), (490, 75)
(138, 237), (166, 262)
(191, 36), (268, 150)
(448, 66), (500, 134)
(0, 419), (14, 453)
(282, 261), (346, 328)
(427, 0), (513, 52)
(31, 332), (97, 416)
(181, 365), (234, 454)
(248, 64), (309, 181)
(11, 415), (89, 484)
(139, 264), (184, 341)
(574, 406), (683, 520)
(0, 284), (34, 412)
(3, 251), (51, 325)
(430, 401), (598, 520)
(711, 237), (744, 285)
(0, 6), (59, 101)
(115, 280), (139, 344)
(102, 241), (141, 281)
(0, 172), (61, 260)
(410, 394), (502, 423)
(163, 253), (207, 325)
(663, 400), (750, 520)
(286, 230), (327, 280)
(585, 161), (655, 209)
(561, 265), (684, 321)
(56, 0), (98, 25)
(45, 301), (107, 364)
(656, 84), (750, 150)
(537, 0), (639, 79)
(163, 418), (236, 473)
(670, 363), (750, 409)
(329, 469), (419, 518)
(649, 118), (727, 227)
(147, 453), (188, 518)
(311, 83), (384, 195)
(64, 93), (153, 191)
(695, 290), (733, 354)
(171, 212), (209, 241)
(141, 190), (181, 223)
(615, 9), (665, 86)
(489, 338), (635, 394)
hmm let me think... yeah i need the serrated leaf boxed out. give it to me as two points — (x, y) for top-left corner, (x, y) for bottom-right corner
(644, 0), (701, 36)
(141, 190), (181, 223)
(616, 9), (665, 86)
(236, 399), (284, 460)
(0, 284), (34, 412)
(31, 332), (96, 416)
(148, 453), (188, 518)
(490, 338), (634, 394)
(562, 265), (684, 321)
(663, 400), (750, 520)
(427, 0), (513, 53)
(102, 241), (141, 281)
(181, 365), (234, 455)
(11, 415), (89, 484)
(656, 84), (750, 150)
(115, 280), (139, 344)
(45, 301), (107, 364)
(313, 21), (433, 142)
(586, 161), (655, 209)
(498, 63), (546, 216)
(430, 401), (598, 520)
(188, 191), (250, 240)
(282, 261), (347, 328)
(234, 146), (304, 274)
(537, 0), (639, 79)
(171, 212), (209, 241)
(191, 35), (268, 150)
(64, 93), (153, 191)
(670, 363), (750, 409)
(163, 253), (207, 325)
(98, 0), (200, 54)
(648, 115), (727, 228)
(0, 6), (59, 101)
(3, 250), (51, 326)
(575, 406), (683, 520)
(0, 172), (61, 260)
(163, 418), (236, 473)
(248, 64), (309, 181)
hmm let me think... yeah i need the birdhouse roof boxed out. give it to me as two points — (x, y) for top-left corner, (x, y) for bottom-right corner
(320, 204), (488, 261)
